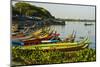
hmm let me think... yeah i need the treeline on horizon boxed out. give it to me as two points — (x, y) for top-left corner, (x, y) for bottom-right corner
(56, 18), (95, 22)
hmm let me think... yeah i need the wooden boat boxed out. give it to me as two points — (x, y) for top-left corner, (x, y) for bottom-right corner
(12, 30), (49, 40)
(41, 40), (60, 43)
(21, 33), (60, 45)
(32, 28), (43, 36)
(32, 27), (50, 36)
(36, 33), (49, 39)
(31, 28), (51, 38)
(12, 32), (17, 36)
(12, 29), (50, 40)
(12, 27), (54, 40)
(12, 29), (59, 44)
(12, 32), (61, 46)
(12, 34), (33, 40)
(64, 31), (76, 42)
(12, 32), (25, 39)
(22, 30), (59, 41)
(84, 23), (94, 26)
(12, 39), (24, 46)
(18, 37), (90, 51)
(79, 36), (84, 39)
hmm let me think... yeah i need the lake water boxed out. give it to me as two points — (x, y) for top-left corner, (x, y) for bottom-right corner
(50, 22), (96, 49)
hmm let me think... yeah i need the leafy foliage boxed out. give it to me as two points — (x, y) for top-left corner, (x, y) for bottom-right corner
(12, 2), (52, 18)
(12, 47), (96, 66)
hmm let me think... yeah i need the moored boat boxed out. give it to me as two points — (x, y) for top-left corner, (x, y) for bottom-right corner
(64, 31), (76, 42)
(21, 33), (60, 45)
(84, 23), (94, 26)
(16, 37), (90, 51)
(12, 39), (24, 46)
(41, 40), (60, 43)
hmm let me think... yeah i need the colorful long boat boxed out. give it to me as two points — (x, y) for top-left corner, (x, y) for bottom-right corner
(12, 32), (25, 39)
(14, 37), (90, 51)
(21, 33), (60, 45)
(12, 28), (53, 40)
(12, 32), (60, 46)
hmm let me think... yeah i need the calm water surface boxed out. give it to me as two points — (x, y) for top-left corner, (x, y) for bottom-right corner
(50, 22), (96, 49)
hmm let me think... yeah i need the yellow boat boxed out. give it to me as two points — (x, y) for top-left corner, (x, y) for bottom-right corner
(19, 37), (90, 51)
(32, 28), (43, 36)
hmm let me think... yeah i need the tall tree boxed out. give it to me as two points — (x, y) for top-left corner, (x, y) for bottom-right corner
(15, 2), (31, 16)
(13, 2), (53, 18)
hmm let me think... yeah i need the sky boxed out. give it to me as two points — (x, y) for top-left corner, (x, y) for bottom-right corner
(12, 1), (95, 20)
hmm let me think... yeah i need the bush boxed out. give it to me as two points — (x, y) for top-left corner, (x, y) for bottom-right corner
(12, 47), (96, 66)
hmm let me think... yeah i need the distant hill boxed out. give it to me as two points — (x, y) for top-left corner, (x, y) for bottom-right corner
(12, 2), (65, 26)
(12, 2), (54, 18)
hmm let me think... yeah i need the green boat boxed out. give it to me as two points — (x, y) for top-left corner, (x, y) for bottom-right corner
(13, 37), (90, 51)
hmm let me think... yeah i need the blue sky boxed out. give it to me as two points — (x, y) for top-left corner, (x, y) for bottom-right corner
(12, 1), (95, 20)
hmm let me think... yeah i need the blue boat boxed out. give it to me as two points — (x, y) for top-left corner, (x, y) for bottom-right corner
(12, 40), (24, 46)
(41, 40), (59, 43)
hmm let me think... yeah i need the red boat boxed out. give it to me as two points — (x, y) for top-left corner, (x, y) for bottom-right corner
(21, 33), (60, 46)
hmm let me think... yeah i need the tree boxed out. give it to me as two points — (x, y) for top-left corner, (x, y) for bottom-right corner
(15, 2), (31, 16)
(12, 6), (20, 15)
(12, 2), (53, 18)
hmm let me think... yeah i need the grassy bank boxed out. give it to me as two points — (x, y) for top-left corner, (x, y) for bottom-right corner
(12, 47), (96, 66)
